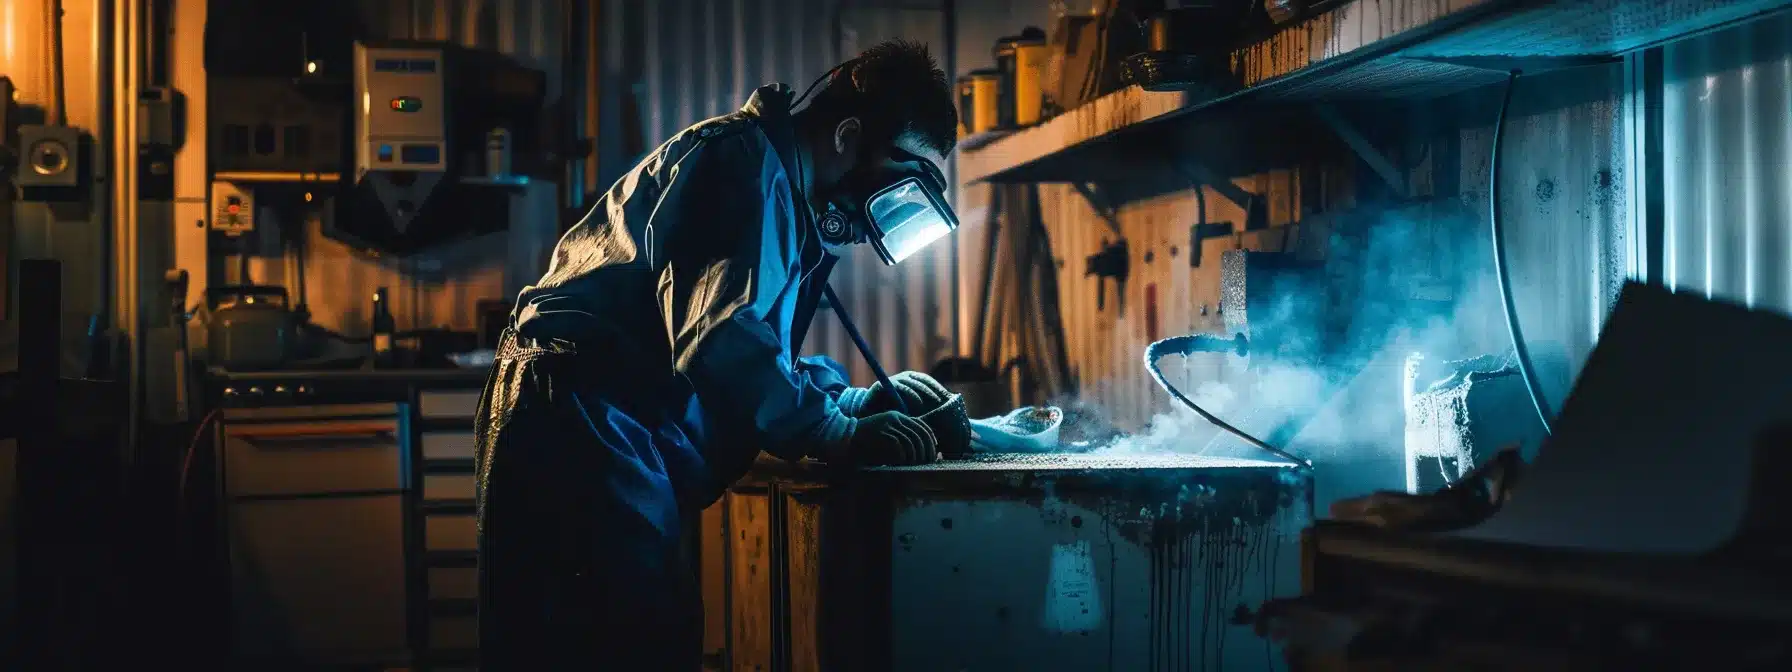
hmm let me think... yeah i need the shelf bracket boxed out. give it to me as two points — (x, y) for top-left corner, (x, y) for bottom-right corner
(1072, 182), (1123, 235)
(1171, 158), (1258, 214)
(1314, 104), (1409, 200)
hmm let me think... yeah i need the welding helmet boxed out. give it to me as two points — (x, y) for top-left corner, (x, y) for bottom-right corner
(816, 149), (959, 265)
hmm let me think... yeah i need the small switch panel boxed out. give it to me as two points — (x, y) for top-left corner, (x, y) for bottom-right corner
(211, 180), (256, 234)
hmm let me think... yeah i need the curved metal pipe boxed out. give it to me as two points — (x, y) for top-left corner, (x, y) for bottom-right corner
(1143, 334), (1307, 466)
(1489, 70), (1555, 436)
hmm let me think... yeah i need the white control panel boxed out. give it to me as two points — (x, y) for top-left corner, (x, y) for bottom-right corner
(354, 43), (448, 177)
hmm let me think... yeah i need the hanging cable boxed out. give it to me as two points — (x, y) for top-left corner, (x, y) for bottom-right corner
(46, 0), (68, 125)
(825, 285), (908, 415)
(1488, 70), (1554, 436)
(1143, 334), (1309, 466)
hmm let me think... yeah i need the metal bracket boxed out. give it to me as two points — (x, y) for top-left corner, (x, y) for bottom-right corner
(1173, 158), (1258, 213)
(1314, 104), (1408, 200)
(1072, 182), (1122, 235)
(1189, 221), (1236, 268)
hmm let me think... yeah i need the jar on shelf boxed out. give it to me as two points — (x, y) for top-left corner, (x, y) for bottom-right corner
(993, 28), (1049, 128)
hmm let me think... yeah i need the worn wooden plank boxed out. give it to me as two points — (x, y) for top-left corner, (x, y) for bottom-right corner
(783, 491), (824, 672)
(726, 492), (773, 671)
(699, 500), (730, 670)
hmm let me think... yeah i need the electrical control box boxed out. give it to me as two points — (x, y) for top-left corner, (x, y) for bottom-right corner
(16, 124), (82, 189)
(353, 43), (450, 235)
(354, 44), (448, 177)
(211, 181), (256, 234)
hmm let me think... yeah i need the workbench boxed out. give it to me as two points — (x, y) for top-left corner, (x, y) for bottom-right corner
(701, 451), (1313, 672)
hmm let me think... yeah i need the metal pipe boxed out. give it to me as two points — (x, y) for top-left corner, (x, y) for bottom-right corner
(212, 170), (343, 183)
(1143, 335), (1305, 466)
(47, 0), (68, 125)
(1488, 70), (1554, 436)
(114, 0), (142, 459)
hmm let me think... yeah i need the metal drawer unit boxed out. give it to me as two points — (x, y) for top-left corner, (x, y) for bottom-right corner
(219, 402), (413, 668)
(411, 387), (483, 669)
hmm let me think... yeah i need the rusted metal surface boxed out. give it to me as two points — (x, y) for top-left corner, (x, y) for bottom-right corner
(707, 454), (1309, 671)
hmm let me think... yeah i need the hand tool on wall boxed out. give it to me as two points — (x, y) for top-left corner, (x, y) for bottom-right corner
(1085, 238), (1129, 315)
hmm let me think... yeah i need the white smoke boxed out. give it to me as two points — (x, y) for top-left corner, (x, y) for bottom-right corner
(1082, 202), (1512, 464)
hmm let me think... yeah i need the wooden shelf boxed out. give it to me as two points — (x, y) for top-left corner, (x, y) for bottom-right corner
(959, 0), (1792, 185)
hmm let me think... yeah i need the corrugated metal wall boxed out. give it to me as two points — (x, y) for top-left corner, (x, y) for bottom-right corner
(826, 7), (959, 383)
(605, 0), (963, 383)
(1662, 11), (1792, 316)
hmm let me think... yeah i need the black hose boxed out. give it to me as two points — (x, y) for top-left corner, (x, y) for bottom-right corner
(1488, 70), (1555, 436)
(1143, 334), (1308, 466)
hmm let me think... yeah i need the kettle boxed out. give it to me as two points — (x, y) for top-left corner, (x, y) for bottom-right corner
(207, 285), (294, 371)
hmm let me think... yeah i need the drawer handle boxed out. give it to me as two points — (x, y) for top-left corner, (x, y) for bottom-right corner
(229, 421), (398, 441)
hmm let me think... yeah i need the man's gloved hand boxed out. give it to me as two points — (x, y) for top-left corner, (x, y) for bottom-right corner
(837, 371), (955, 418)
(836, 411), (939, 466)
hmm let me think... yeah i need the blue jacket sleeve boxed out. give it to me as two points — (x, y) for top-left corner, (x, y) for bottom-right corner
(794, 355), (851, 397)
(656, 133), (856, 461)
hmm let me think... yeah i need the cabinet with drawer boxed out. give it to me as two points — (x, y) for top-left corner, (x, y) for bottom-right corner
(220, 404), (411, 668)
(210, 372), (489, 670)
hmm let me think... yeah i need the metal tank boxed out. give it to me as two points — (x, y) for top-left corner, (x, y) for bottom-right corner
(702, 452), (1311, 671)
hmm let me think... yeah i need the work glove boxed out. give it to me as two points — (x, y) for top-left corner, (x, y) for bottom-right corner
(837, 371), (955, 418)
(835, 411), (939, 467)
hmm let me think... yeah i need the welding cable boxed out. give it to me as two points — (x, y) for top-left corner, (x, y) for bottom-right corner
(1488, 70), (1555, 436)
(823, 284), (909, 416)
(1143, 334), (1309, 466)
(176, 408), (224, 537)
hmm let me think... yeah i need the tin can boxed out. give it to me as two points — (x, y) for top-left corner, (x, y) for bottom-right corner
(485, 128), (511, 178)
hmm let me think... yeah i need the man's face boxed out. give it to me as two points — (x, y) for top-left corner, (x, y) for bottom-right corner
(820, 126), (947, 249)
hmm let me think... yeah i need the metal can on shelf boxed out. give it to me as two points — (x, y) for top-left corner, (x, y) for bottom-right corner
(956, 74), (975, 137)
(1266, 0), (1304, 24)
(994, 29), (1049, 128)
(965, 69), (1001, 134)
